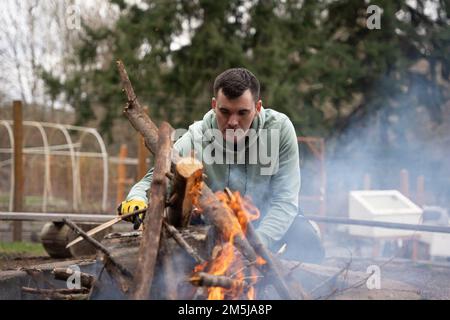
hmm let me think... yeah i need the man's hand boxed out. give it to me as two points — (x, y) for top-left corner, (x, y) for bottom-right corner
(117, 199), (147, 230)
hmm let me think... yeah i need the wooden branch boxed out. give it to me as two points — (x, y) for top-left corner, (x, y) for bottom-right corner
(103, 256), (132, 294)
(163, 220), (206, 264)
(168, 157), (203, 227)
(21, 287), (89, 300)
(310, 259), (352, 296)
(131, 122), (172, 300)
(245, 223), (298, 299)
(22, 287), (89, 295)
(117, 60), (160, 154)
(52, 268), (95, 289)
(62, 219), (132, 279)
(190, 272), (248, 290)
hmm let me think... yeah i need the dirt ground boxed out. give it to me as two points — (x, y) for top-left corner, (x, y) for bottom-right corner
(325, 257), (450, 299)
(0, 253), (72, 271)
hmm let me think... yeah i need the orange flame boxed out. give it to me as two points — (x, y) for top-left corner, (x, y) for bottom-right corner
(189, 169), (204, 217)
(192, 190), (266, 300)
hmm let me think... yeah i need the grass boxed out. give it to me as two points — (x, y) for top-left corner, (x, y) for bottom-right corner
(0, 241), (46, 256)
(0, 193), (70, 210)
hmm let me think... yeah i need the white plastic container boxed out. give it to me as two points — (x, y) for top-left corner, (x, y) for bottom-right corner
(348, 190), (423, 238)
(420, 206), (450, 258)
(422, 233), (450, 258)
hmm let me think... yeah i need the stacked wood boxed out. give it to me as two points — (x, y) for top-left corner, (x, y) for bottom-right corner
(95, 226), (213, 300)
(21, 267), (96, 300)
(116, 60), (296, 300)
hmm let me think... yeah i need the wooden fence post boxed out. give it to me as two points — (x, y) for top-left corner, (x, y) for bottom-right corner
(13, 100), (24, 242)
(116, 144), (128, 205)
(400, 169), (409, 198)
(416, 175), (425, 206)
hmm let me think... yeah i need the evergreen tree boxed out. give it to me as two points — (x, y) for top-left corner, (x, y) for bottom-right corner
(42, 0), (450, 143)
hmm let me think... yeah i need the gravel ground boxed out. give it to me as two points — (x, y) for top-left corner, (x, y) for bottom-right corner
(323, 256), (450, 299)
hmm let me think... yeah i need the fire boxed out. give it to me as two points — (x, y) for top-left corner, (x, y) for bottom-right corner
(192, 190), (266, 300)
(189, 168), (204, 214)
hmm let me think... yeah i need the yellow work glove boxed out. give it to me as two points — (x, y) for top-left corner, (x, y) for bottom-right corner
(117, 199), (147, 230)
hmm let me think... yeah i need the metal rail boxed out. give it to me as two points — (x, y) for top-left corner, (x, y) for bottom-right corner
(0, 212), (117, 224)
(4, 212), (450, 235)
(304, 215), (450, 234)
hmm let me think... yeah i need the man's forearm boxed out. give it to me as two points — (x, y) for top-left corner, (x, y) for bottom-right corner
(255, 200), (298, 249)
(126, 168), (154, 202)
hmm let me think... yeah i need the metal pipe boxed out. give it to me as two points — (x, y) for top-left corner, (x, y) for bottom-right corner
(303, 215), (450, 234)
(0, 211), (117, 223)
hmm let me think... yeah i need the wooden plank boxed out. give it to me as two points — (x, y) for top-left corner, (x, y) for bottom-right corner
(13, 100), (24, 241)
(0, 212), (118, 223)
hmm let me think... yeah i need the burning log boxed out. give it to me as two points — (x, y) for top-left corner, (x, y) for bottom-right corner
(198, 188), (259, 263)
(190, 272), (249, 290)
(222, 188), (296, 300)
(131, 122), (173, 300)
(53, 267), (95, 289)
(168, 157), (203, 227)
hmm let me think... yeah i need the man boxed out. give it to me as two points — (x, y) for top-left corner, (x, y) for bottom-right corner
(119, 68), (324, 263)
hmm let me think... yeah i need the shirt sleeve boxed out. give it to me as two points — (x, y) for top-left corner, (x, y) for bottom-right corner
(255, 118), (301, 249)
(125, 130), (194, 202)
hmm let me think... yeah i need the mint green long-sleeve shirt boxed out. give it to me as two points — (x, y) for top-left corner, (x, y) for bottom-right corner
(126, 107), (301, 249)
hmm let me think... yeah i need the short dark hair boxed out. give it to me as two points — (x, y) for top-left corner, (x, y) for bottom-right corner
(213, 68), (260, 102)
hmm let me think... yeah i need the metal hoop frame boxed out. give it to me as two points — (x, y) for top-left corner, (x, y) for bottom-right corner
(0, 121), (109, 212)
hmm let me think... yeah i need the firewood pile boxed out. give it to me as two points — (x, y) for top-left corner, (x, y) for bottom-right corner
(94, 61), (304, 300)
(18, 61), (424, 301)
(17, 61), (309, 300)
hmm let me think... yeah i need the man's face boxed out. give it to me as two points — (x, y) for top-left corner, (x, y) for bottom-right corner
(211, 89), (262, 142)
